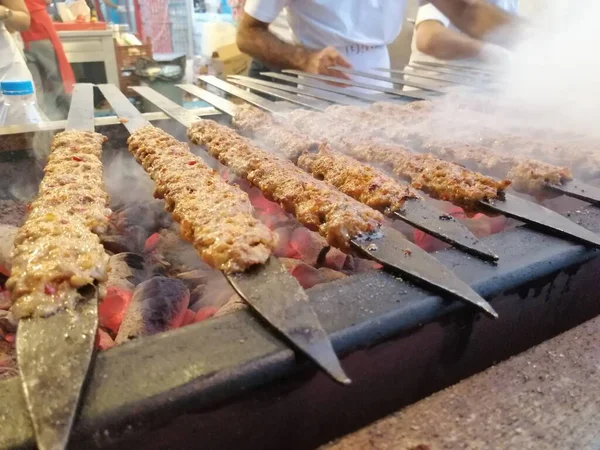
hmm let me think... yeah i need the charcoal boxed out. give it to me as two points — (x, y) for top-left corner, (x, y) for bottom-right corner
(107, 253), (151, 291)
(115, 277), (190, 344)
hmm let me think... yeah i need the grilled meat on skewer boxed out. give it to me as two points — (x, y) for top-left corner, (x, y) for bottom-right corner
(348, 102), (575, 194)
(286, 109), (510, 212)
(187, 120), (383, 251)
(231, 105), (419, 213)
(7, 131), (111, 319)
(127, 125), (277, 273)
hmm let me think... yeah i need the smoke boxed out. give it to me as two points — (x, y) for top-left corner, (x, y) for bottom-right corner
(496, 0), (600, 137)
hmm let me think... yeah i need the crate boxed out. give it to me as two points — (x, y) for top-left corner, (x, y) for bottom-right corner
(115, 38), (153, 70)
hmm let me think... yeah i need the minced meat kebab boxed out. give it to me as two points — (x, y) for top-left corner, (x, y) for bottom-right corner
(232, 104), (419, 214)
(286, 109), (510, 212)
(355, 101), (574, 194)
(127, 125), (276, 273)
(7, 131), (111, 319)
(187, 120), (383, 251)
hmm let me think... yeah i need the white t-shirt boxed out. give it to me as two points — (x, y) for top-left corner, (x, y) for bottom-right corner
(409, 1), (519, 68)
(244, 0), (410, 78)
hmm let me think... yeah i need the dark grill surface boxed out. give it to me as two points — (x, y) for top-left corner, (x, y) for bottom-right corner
(1, 201), (598, 449)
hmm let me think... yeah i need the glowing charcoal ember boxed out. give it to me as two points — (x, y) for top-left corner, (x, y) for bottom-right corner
(193, 307), (218, 323)
(144, 232), (161, 253)
(115, 277), (190, 344)
(189, 274), (234, 312)
(96, 329), (115, 350)
(107, 253), (151, 291)
(180, 309), (196, 326)
(289, 228), (329, 266)
(280, 258), (347, 289)
(98, 286), (133, 333)
(0, 224), (17, 274)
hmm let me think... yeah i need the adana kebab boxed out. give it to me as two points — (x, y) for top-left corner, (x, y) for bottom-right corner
(286, 108), (510, 213)
(7, 131), (111, 319)
(232, 104), (420, 213)
(359, 102), (576, 195)
(187, 120), (383, 251)
(127, 125), (277, 273)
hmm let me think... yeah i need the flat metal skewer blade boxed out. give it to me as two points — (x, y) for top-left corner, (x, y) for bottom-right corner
(480, 193), (600, 248)
(394, 199), (498, 262)
(100, 84), (348, 385)
(329, 66), (443, 92)
(97, 84), (151, 132)
(281, 70), (441, 99)
(545, 180), (600, 206)
(227, 257), (350, 385)
(374, 67), (464, 85)
(177, 83), (239, 117)
(17, 289), (98, 450)
(261, 72), (409, 103)
(351, 227), (497, 318)
(197, 76), (295, 113)
(413, 60), (498, 75)
(17, 83), (99, 450)
(227, 78), (330, 111)
(228, 75), (368, 106)
(132, 86), (199, 127)
(66, 83), (95, 131)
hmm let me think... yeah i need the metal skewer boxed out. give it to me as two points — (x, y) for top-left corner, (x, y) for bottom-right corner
(98, 84), (350, 385)
(178, 82), (498, 262)
(413, 60), (499, 75)
(16, 83), (99, 450)
(260, 72), (419, 103)
(281, 70), (444, 99)
(198, 79), (600, 250)
(227, 78), (330, 111)
(328, 66), (450, 92)
(168, 84), (497, 317)
(373, 67), (473, 86)
(228, 75), (369, 106)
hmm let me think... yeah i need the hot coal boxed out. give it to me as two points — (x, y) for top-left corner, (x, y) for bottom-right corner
(107, 253), (152, 291)
(115, 277), (190, 344)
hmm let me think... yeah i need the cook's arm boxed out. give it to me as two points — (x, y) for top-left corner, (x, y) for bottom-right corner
(416, 20), (484, 60)
(237, 12), (312, 71)
(237, 0), (352, 78)
(428, 0), (525, 46)
(0, 0), (30, 32)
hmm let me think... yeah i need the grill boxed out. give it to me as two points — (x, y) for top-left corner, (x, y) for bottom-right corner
(1, 75), (599, 450)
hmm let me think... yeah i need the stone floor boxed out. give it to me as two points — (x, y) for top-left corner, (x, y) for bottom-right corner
(321, 314), (600, 450)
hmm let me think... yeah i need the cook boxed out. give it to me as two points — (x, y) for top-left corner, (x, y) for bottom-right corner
(21, 0), (75, 119)
(406, 0), (519, 90)
(0, 0), (32, 103)
(229, 0), (293, 83)
(236, 0), (523, 89)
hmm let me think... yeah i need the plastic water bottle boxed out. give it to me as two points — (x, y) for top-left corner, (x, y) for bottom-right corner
(0, 80), (46, 126)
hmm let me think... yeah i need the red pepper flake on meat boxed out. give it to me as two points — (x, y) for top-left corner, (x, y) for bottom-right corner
(187, 160), (197, 166)
(43, 283), (56, 295)
(72, 156), (83, 162)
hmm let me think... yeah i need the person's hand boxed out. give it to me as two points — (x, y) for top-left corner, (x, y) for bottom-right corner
(479, 43), (513, 68)
(0, 6), (11, 21)
(303, 46), (352, 85)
